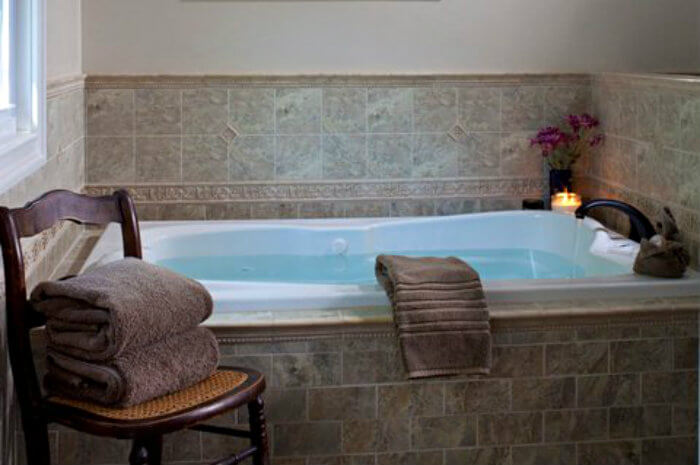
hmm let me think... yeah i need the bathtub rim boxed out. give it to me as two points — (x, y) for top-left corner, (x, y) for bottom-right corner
(83, 212), (700, 324)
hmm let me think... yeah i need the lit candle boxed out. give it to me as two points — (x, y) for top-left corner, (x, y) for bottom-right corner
(551, 191), (582, 214)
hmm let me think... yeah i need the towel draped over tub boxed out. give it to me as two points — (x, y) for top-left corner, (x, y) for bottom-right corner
(375, 255), (491, 379)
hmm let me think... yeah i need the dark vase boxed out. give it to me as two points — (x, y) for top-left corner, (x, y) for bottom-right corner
(549, 169), (572, 196)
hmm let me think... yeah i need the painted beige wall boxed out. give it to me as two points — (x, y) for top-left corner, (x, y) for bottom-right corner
(47, 0), (82, 79)
(81, 0), (700, 75)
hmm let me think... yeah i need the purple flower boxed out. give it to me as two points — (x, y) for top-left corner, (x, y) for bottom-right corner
(567, 115), (581, 132)
(589, 134), (604, 147)
(579, 113), (600, 129)
(529, 113), (603, 169)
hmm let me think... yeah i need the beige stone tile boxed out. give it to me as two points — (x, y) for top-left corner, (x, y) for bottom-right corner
(543, 86), (590, 127)
(183, 135), (229, 182)
(500, 132), (544, 178)
(206, 202), (250, 220)
(512, 377), (576, 410)
(275, 135), (322, 180)
(367, 88), (412, 133)
(250, 202), (299, 219)
(413, 87), (457, 132)
(673, 405), (698, 435)
(435, 198), (479, 215)
(610, 405), (672, 438)
(182, 88), (228, 135)
(376, 452), (442, 465)
(309, 386), (376, 420)
(378, 384), (443, 418)
(322, 134), (367, 179)
(229, 88), (275, 134)
(577, 374), (640, 407)
(274, 422), (342, 456)
(158, 204), (206, 220)
(444, 379), (510, 414)
(491, 346), (543, 378)
(478, 412), (542, 445)
(342, 349), (404, 384)
(323, 88), (366, 133)
(299, 202), (345, 219)
(412, 133), (460, 178)
(389, 199), (435, 217)
(577, 441), (640, 465)
(642, 371), (697, 404)
(367, 134), (412, 179)
(512, 444), (576, 465)
(641, 437), (697, 465)
(610, 339), (672, 373)
(342, 418), (409, 453)
(229, 135), (275, 181)
(544, 409), (608, 442)
(445, 447), (511, 465)
(501, 86), (543, 131)
(272, 353), (341, 388)
(134, 89), (181, 135)
(86, 137), (134, 183)
(411, 415), (476, 449)
(458, 132), (500, 177)
(458, 87), (501, 132)
(545, 342), (608, 375)
(276, 88), (322, 134)
(134, 136), (181, 182)
(86, 89), (134, 136)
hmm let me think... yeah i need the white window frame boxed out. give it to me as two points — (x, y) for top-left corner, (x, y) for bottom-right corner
(0, 0), (45, 194)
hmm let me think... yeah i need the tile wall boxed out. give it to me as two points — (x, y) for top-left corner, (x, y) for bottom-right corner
(34, 310), (699, 465)
(576, 74), (700, 264)
(82, 75), (591, 219)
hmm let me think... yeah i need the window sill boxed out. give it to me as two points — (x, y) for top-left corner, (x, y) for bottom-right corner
(0, 133), (45, 196)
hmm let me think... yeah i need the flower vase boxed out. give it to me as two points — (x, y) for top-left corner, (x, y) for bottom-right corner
(549, 169), (572, 197)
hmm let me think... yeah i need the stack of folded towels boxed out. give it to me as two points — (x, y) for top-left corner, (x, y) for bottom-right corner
(31, 258), (219, 407)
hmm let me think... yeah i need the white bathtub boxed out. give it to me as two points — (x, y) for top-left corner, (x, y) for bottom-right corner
(84, 211), (700, 313)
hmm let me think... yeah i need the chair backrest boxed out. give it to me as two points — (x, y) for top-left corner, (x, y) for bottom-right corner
(0, 189), (142, 448)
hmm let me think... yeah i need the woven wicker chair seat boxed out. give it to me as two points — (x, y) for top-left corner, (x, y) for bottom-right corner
(48, 369), (249, 421)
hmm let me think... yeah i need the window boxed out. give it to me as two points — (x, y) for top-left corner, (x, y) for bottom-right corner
(0, 0), (45, 193)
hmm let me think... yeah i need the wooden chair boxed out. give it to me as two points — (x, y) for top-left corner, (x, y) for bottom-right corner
(0, 189), (269, 465)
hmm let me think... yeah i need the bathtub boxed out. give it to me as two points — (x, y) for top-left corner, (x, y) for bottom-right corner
(84, 211), (700, 315)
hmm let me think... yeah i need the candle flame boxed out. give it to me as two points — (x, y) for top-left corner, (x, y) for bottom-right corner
(552, 190), (581, 207)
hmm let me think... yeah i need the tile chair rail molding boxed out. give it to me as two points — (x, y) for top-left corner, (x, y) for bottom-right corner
(0, 189), (269, 465)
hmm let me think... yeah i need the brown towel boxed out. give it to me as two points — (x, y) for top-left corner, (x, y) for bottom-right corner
(375, 255), (491, 379)
(31, 258), (213, 361)
(45, 327), (219, 407)
(633, 207), (690, 279)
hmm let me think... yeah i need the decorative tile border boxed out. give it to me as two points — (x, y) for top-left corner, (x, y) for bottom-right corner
(85, 178), (544, 202)
(85, 73), (591, 89)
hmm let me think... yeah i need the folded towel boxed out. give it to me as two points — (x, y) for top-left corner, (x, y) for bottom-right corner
(45, 327), (219, 407)
(634, 207), (690, 279)
(375, 255), (491, 379)
(31, 258), (213, 361)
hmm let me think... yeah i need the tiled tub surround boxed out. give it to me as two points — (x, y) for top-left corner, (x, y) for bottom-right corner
(25, 279), (699, 465)
(576, 73), (700, 266)
(0, 76), (86, 465)
(83, 75), (591, 219)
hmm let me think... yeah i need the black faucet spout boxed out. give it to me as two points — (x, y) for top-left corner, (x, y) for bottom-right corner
(574, 199), (656, 242)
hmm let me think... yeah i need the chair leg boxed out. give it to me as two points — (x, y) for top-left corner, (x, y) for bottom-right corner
(247, 396), (269, 465)
(129, 436), (162, 465)
(22, 416), (51, 465)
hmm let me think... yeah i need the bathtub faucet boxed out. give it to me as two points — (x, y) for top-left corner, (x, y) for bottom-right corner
(574, 199), (656, 242)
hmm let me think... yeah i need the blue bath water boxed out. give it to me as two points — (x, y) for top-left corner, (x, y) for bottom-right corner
(156, 249), (626, 284)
